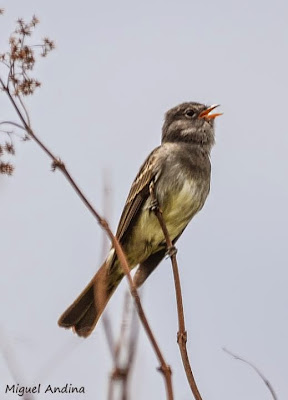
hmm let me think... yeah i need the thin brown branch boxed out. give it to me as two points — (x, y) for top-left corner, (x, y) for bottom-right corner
(102, 312), (116, 362)
(149, 182), (203, 400)
(107, 293), (135, 400)
(124, 295), (139, 398)
(17, 94), (31, 127)
(100, 172), (117, 361)
(223, 347), (278, 400)
(126, 296), (139, 369)
(0, 76), (173, 400)
(114, 292), (131, 361)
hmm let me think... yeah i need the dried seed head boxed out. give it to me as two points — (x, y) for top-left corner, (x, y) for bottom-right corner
(4, 142), (15, 155)
(1, 15), (54, 96)
(0, 162), (14, 175)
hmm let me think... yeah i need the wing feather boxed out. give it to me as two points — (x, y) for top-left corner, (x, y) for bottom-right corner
(116, 146), (161, 243)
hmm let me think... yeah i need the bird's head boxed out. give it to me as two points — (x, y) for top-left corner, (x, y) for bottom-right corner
(162, 102), (222, 151)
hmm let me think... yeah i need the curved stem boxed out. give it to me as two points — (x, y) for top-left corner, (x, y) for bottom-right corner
(0, 121), (26, 131)
(223, 348), (278, 400)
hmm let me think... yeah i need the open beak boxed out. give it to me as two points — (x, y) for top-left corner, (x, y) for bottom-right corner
(198, 104), (223, 120)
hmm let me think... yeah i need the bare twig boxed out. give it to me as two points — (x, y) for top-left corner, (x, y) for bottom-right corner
(124, 296), (139, 398)
(107, 292), (139, 400)
(106, 295), (128, 400)
(17, 94), (31, 127)
(223, 347), (278, 400)
(0, 121), (26, 131)
(100, 171), (117, 360)
(106, 297), (128, 400)
(149, 182), (203, 400)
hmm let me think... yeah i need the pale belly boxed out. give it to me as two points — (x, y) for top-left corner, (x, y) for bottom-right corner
(124, 178), (209, 267)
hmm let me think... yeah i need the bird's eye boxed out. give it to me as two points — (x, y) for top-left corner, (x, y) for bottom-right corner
(185, 109), (195, 118)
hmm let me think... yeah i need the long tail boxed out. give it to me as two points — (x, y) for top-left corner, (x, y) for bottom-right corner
(58, 261), (123, 337)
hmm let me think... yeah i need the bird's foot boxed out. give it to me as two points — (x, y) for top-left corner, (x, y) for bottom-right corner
(149, 181), (160, 212)
(149, 198), (159, 212)
(166, 245), (178, 258)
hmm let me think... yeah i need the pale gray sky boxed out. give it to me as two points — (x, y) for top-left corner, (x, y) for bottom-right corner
(0, 0), (287, 399)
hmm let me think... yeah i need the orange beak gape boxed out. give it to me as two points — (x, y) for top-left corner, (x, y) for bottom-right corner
(198, 104), (223, 120)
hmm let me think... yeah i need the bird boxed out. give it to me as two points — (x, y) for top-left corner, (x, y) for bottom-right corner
(58, 101), (222, 337)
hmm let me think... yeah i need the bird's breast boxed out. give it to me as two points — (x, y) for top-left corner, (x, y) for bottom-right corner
(156, 177), (209, 238)
(125, 176), (209, 267)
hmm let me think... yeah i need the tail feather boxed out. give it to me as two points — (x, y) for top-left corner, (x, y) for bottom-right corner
(58, 262), (123, 337)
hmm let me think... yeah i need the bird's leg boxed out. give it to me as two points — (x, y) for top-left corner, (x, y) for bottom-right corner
(149, 181), (161, 212)
(149, 181), (178, 257)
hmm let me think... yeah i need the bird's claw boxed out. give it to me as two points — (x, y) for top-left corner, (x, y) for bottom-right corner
(165, 245), (177, 258)
(149, 198), (159, 212)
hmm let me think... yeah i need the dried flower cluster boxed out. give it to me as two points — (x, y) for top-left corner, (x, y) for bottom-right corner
(0, 142), (15, 155)
(0, 16), (54, 97)
(0, 162), (14, 175)
(0, 136), (16, 175)
(0, 14), (55, 175)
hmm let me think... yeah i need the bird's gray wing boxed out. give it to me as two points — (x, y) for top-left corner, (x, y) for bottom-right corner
(115, 146), (162, 244)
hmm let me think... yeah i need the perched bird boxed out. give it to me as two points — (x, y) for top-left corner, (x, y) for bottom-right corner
(58, 102), (222, 337)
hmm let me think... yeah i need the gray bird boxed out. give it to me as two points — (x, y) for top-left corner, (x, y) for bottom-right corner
(58, 102), (222, 337)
